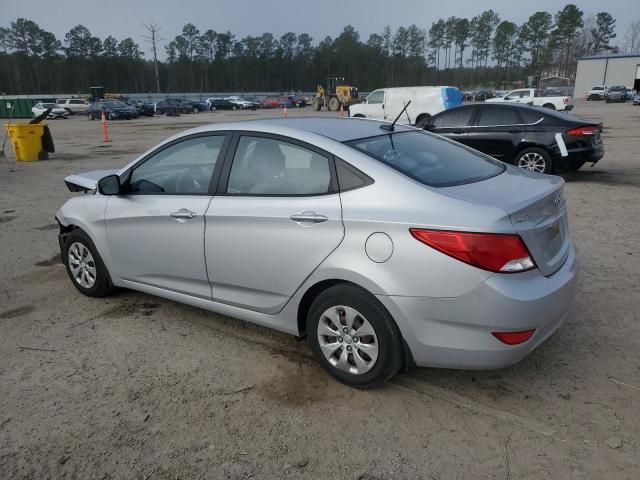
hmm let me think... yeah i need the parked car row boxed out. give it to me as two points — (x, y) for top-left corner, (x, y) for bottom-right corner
(587, 85), (634, 102)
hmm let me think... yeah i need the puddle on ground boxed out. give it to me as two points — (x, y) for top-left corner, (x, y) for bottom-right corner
(1, 305), (36, 319)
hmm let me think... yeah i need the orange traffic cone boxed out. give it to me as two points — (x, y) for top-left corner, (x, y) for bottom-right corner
(101, 111), (111, 142)
(340, 103), (344, 117)
(283, 106), (288, 118)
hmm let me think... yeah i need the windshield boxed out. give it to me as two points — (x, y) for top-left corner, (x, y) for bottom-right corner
(106, 101), (126, 107)
(609, 86), (624, 91)
(592, 87), (603, 91)
(346, 131), (505, 187)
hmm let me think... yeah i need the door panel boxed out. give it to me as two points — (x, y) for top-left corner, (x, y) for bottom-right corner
(105, 196), (213, 297)
(465, 107), (522, 161)
(205, 195), (343, 313)
(205, 134), (344, 314)
(103, 134), (228, 298)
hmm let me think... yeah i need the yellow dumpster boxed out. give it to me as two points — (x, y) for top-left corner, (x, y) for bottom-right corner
(4, 123), (47, 161)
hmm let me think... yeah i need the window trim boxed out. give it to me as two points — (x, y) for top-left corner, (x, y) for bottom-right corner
(470, 106), (544, 128)
(216, 131), (339, 197)
(120, 132), (232, 196)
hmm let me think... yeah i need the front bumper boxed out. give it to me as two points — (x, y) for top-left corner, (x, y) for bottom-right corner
(378, 244), (579, 369)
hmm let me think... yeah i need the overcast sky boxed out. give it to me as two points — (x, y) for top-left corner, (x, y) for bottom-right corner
(1, 0), (634, 58)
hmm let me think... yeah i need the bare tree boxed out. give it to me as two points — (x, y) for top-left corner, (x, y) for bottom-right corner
(141, 22), (162, 93)
(622, 20), (640, 53)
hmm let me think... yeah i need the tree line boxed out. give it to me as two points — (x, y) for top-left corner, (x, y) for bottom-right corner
(0, 5), (634, 96)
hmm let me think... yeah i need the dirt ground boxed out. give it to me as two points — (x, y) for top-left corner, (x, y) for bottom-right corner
(0, 102), (638, 479)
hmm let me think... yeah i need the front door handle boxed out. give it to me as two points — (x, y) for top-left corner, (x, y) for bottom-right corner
(453, 130), (465, 134)
(170, 209), (197, 220)
(290, 211), (329, 224)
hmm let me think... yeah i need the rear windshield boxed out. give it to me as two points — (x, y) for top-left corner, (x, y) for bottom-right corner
(346, 130), (505, 187)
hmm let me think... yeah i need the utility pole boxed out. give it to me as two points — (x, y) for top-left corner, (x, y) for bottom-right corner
(142, 22), (162, 93)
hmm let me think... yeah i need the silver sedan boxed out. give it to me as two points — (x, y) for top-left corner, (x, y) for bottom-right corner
(56, 118), (579, 387)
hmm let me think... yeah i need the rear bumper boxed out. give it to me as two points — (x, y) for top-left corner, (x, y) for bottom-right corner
(378, 244), (579, 369)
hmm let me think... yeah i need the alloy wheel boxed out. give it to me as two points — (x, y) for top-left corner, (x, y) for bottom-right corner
(68, 242), (97, 289)
(316, 305), (379, 375)
(517, 152), (547, 173)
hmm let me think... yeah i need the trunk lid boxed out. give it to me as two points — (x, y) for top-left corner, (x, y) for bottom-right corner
(65, 169), (118, 192)
(440, 166), (570, 276)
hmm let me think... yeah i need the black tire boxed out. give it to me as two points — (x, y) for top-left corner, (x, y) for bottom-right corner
(62, 229), (116, 298)
(542, 103), (555, 110)
(515, 147), (553, 174)
(328, 96), (340, 112)
(307, 284), (403, 388)
(312, 98), (322, 111)
(193, 106), (199, 113)
(64, 108), (73, 116)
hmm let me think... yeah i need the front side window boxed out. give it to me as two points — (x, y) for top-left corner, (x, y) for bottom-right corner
(505, 91), (521, 100)
(367, 90), (385, 104)
(128, 135), (225, 194)
(227, 136), (331, 195)
(346, 131), (504, 187)
(431, 108), (475, 128)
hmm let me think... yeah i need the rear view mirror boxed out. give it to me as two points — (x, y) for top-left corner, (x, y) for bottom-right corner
(98, 175), (121, 195)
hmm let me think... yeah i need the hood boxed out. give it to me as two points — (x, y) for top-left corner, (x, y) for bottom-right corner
(64, 169), (119, 192)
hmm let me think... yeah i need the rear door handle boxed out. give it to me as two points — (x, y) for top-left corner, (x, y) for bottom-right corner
(170, 209), (197, 220)
(290, 211), (329, 224)
(453, 130), (466, 134)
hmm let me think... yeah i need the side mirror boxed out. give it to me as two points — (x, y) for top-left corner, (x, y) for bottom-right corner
(98, 174), (121, 195)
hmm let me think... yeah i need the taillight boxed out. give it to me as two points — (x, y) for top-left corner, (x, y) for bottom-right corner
(566, 125), (599, 136)
(492, 330), (536, 345)
(563, 97), (568, 104)
(409, 229), (536, 273)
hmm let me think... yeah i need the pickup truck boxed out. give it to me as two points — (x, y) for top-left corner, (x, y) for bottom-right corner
(485, 88), (573, 111)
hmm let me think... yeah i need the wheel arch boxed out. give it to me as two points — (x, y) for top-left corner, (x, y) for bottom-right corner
(296, 278), (415, 372)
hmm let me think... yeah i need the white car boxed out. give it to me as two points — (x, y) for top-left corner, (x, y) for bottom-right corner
(32, 102), (69, 119)
(225, 96), (253, 109)
(485, 89), (573, 111)
(56, 98), (91, 115)
(587, 86), (608, 101)
(348, 86), (462, 128)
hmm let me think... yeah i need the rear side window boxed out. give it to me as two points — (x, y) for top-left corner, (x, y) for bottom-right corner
(227, 136), (331, 195)
(346, 131), (504, 187)
(519, 110), (544, 124)
(431, 108), (475, 128)
(477, 107), (519, 126)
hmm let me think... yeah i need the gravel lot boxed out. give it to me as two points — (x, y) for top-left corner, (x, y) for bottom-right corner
(1, 102), (639, 479)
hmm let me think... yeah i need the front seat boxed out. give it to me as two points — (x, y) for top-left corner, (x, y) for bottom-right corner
(248, 141), (294, 194)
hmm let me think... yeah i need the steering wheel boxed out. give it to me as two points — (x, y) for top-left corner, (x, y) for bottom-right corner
(175, 167), (207, 193)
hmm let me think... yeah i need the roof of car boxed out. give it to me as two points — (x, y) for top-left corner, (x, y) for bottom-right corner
(233, 117), (414, 142)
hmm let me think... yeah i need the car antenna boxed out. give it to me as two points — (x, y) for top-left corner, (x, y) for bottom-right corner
(380, 100), (411, 131)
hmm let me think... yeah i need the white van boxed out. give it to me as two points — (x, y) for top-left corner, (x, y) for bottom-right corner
(349, 86), (462, 127)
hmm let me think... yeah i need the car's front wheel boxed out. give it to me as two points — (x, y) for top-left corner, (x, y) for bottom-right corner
(516, 147), (553, 174)
(63, 230), (116, 297)
(307, 284), (403, 388)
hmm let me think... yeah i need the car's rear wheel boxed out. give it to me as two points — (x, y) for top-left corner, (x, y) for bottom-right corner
(63, 230), (116, 298)
(543, 103), (555, 109)
(516, 147), (553, 174)
(307, 284), (403, 388)
(192, 106), (199, 113)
